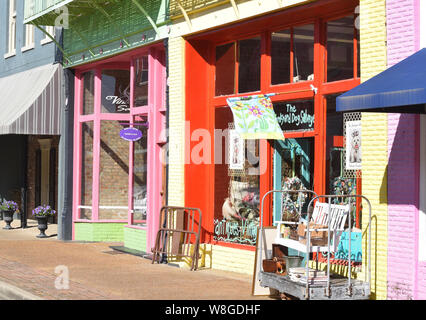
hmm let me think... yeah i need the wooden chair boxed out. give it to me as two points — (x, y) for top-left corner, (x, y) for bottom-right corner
(275, 201), (350, 253)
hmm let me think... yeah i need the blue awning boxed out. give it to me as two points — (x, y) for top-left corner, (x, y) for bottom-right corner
(337, 48), (426, 113)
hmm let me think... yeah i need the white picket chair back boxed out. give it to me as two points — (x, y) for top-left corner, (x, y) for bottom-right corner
(311, 202), (349, 231)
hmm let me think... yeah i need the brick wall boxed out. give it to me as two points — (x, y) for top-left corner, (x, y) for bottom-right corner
(74, 222), (126, 242)
(98, 120), (129, 220)
(386, 0), (419, 300)
(173, 243), (255, 275)
(210, 245), (255, 275)
(124, 227), (147, 252)
(359, 0), (388, 300)
(386, 0), (418, 65)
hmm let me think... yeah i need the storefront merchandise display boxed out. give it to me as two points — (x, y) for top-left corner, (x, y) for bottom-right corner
(281, 176), (307, 222)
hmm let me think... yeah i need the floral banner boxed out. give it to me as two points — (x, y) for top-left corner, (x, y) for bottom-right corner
(227, 94), (284, 140)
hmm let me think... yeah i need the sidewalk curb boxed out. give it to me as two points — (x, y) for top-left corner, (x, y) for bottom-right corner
(0, 280), (43, 300)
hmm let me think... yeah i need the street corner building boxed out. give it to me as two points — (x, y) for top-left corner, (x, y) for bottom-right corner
(15, 0), (426, 300)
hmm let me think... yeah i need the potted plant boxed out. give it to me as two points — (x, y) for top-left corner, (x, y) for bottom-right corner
(0, 200), (19, 230)
(32, 205), (56, 238)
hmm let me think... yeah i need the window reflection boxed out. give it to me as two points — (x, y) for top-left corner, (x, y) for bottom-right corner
(80, 122), (93, 219)
(271, 29), (291, 85)
(293, 24), (314, 82)
(214, 107), (260, 246)
(215, 43), (236, 96)
(133, 119), (148, 226)
(98, 120), (130, 220)
(134, 57), (149, 106)
(101, 70), (131, 113)
(82, 71), (95, 115)
(271, 24), (314, 85)
(327, 16), (355, 82)
(238, 37), (261, 93)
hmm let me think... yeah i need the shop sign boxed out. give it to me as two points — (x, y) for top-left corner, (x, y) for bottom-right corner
(120, 127), (143, 142)
(274, 100), (315, 132)
(105, 95), (130, 113)
(213, 219), (258, 245)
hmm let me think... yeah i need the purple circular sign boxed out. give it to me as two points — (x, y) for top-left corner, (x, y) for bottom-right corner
(120, 127), (143, 142)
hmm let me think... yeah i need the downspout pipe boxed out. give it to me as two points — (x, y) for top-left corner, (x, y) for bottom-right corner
(58, 67), (74, 241)
(57, 27), (74, 241)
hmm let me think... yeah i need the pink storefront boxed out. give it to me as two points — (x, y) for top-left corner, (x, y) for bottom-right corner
(386, 0), (426, 300)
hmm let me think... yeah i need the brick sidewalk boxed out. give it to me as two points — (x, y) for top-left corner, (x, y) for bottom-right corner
(0, 240), (271, 300)
(0, 256), (116, 300)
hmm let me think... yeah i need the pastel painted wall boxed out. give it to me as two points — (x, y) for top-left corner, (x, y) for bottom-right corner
(123, 227), (147, 252)
(386, 0), (420, 300)
(359, 0), (388, 300)
(419, 0), (426, 293)
(167, 36), (186, 207)
(74, 223), (126, 242)
(421, 0), (426, 49)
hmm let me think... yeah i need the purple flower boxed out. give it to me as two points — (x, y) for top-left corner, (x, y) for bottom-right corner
(32, 205), (56, 217)
(1, 200), (19, 212)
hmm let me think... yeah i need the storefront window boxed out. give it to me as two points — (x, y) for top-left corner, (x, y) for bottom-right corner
(215, 43), (236, 96)
(214, 107), (260, 246)
(82, 71), (95, 115)
(326, 95), (345, 194)
(101, 70), (131, 113)
(293, 24), (314, 82)
(271, 29), (291, 85)
(98, 120), (129, 220)
(133, 122), (148, 226)
(327, 15), (355, 82)
(271, 24), (314, 85)
(134, 57), (149, 107)
(238, 37), (261, 94)
(80, 122), (93, 219)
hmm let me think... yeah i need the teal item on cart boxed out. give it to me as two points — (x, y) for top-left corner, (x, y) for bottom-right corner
(335, 231), (362, 262)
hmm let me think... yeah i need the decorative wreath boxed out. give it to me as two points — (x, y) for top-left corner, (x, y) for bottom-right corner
(330, 177), (356, 204)
(281, 176), (307, 222)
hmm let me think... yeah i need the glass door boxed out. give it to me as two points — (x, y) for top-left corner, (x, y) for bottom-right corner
(273, 138), (315, 224)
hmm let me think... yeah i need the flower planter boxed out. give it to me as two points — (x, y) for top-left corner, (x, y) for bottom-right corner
(3, 210), (14, 230)
(36, 216), (49, 238)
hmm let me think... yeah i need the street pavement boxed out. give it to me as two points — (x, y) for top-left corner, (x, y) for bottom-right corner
(0, 219), (274, 300)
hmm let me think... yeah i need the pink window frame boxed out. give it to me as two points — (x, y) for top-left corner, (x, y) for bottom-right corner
(72, 44), (166, 251)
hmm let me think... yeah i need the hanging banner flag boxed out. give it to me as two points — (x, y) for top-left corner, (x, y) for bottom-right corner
(226, 94), (284, 140)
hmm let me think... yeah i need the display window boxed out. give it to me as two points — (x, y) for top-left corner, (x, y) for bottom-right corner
(271, 24), (315, 85)
(185, 0), (360, 250)
(326, 15), (360, 82)
(73, 44), (166, 249)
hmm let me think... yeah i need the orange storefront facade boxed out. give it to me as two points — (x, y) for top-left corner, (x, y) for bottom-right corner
(183, 0), (361, 259)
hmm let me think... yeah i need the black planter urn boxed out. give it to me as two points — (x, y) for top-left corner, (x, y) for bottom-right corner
(3, 210), (14, 230)
(36, 216), (49, 238)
